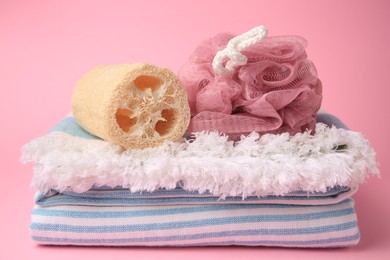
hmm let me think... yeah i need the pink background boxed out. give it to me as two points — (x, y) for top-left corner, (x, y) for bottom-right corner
(1, 0), (389, 259)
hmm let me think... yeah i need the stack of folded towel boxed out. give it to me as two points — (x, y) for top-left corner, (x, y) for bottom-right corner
(22, 26), (379, 248)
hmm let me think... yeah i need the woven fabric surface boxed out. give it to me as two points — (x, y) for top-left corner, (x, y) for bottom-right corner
(30, 198), (360, 247)
(35, 185), (356, 207)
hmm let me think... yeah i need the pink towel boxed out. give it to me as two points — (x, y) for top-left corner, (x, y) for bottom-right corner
(178, 33), (322, 140)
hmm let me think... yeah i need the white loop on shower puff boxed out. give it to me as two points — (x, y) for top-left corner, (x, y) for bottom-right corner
(212, 25), (268, 76)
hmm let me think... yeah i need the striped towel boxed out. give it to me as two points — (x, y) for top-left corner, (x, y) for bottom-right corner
(31, 198), (360, 247)
(34, 185), (356, 207)
(23, 112), (378, 247)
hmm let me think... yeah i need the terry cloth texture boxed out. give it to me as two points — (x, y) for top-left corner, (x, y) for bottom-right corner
(22, 113), (378, 197)
(23, 112), (377, 247)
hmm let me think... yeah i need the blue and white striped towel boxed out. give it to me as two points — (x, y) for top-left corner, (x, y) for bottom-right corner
(30, 198), (360, 247)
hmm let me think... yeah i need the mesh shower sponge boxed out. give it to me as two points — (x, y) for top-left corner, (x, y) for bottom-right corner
(178, 33), (322, 140)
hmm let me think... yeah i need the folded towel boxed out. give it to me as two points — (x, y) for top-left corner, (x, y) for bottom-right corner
(30, 198), (360, 247)
(22, 112), (378, 197)
(35, 185), (356, 207)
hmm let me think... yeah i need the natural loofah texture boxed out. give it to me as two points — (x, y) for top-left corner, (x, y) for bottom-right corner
(21, 123), (379, 197)
(72, 63), (190, 149)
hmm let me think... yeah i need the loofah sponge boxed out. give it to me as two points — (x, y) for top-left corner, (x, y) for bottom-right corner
(72, 63), (190, 149)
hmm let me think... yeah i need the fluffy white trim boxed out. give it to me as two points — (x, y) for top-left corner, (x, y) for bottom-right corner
(21, 123), (379, 197)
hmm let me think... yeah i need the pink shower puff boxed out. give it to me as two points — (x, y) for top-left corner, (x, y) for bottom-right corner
(178, 32), (323, 140)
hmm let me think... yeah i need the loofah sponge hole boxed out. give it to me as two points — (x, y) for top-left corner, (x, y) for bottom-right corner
(134, 75), (161, 92)
(155, 109), (177, 136)
(115, 109), (137, 132)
